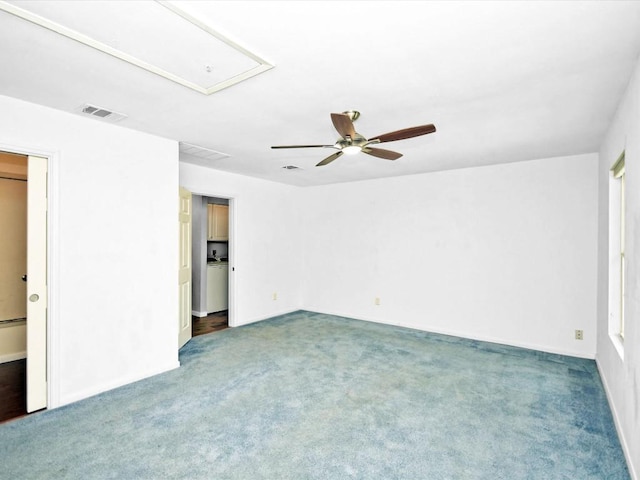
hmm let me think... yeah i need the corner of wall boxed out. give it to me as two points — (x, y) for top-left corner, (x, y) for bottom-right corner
(595, 52), (640, 480)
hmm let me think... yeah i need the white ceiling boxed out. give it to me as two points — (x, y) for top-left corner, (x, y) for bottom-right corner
(1, 1), (640, 187)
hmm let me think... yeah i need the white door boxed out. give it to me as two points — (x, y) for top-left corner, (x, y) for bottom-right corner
(178, 187), (192, 348)
(26, 155), (47, 413)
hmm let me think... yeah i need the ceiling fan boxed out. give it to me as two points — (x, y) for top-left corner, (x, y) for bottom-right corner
(271, 111), (436, 167)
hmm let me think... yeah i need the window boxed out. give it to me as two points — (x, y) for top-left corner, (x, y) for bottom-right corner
(609, 151), (625, 349)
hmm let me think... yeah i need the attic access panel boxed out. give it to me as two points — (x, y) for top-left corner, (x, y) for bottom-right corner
(0, 0), (273, 95)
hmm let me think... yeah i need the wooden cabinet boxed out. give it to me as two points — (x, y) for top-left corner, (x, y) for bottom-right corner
(207, 204), (229, 241)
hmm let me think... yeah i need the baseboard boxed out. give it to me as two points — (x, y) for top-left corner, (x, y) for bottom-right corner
(192, 310), (208, 318)
(596, 356), (637, 480)
(417, 323), (595, 359)
(57, 360), (180, 408)
(303, 308), (596, 359)
(233, 308), (300, 328)
(0, 351), (26, 364)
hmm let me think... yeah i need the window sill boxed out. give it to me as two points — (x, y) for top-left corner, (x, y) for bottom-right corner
(609, 333), (624, 361)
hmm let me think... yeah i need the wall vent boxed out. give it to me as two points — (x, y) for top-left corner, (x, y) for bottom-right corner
(77, 103), (127, 122)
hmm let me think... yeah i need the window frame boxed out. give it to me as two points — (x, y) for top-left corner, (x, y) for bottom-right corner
(610, 151), (626, 344)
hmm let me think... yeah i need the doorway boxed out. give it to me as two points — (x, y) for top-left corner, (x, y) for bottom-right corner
(0, 150), (48, 422)
(190, 194), (233, 337)
(0, 151), (27, 422)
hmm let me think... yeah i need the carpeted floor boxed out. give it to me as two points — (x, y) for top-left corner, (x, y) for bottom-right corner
(0, 311), (629, 479)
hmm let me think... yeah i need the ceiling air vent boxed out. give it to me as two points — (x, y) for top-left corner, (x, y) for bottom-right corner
(77, 103), (127, 122)
(282, 165), (300, 170)
(179, 142), (230, 162)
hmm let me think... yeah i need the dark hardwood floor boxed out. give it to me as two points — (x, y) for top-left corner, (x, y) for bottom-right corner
(0, 359), (27, 424)
(192, 310), (228, 337)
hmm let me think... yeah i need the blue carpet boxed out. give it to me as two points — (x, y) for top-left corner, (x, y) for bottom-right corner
(0, 311), (629, 479)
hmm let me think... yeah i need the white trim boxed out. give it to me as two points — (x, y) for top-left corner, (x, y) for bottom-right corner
(0, 142), (59, 408)
(607, 167), (626, 361)
(305, 308), (597, 359)
(0, 0), (273, 96)
(58, 361), (180, 407)
(234, 308), (596, 359)
(191, 310), (208, 318)
(233, 309), (301, 328)
(227, 198), (236, 327)
(47, 150), (61, 408)
(179, 186), (237, 328)
(0, 351), (26, 364)
(609, 331), (625, 361)
(158, 1), (274, 95)
(596, 357), (637, 480)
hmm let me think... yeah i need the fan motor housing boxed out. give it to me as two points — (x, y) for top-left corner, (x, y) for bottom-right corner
(335, 133), (368, 150)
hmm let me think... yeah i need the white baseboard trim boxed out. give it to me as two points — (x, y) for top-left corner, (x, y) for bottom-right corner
(595, 356), (637, 480)
(302, 308), (596, 359)
(0, 351), (26, 364)
(57, 360), (180, 408)
(192, 310), (208, 318)
(234, 308), (300, 328)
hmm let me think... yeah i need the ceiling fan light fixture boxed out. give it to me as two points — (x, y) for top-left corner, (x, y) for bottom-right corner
(271, 111), (436, 167)
(342, 145), (362, 155)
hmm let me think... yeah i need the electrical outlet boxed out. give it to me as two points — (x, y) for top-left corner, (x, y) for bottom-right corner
(375, 297), (380, 306)
(575, 329), (583, 340)
(272, 292), (277, 301)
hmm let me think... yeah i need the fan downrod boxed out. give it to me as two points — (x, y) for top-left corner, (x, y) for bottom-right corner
(342, 110), (360, 122)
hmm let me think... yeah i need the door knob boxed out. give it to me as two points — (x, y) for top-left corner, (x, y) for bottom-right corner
(29, 294), (39, 302)
(22, 275), (27, 282)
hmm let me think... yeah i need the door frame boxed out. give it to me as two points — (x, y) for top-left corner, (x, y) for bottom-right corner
(0, 142), (59, 408)
(178, 187), (192, 348)
(185, 188), (236, 328)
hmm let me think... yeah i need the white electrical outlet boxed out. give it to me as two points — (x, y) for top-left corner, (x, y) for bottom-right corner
(375, 297), (380, 306)
(575, 329), (583, 340)
(272, 292), (277, 301)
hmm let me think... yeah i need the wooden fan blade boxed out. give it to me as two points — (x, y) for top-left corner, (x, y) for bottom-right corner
(271, 145), (335, 149)
(369, 124), (436, 143)
(331, 113), (356, 139)
(362, 147), (403, 160)
(316, 151), (343, 167)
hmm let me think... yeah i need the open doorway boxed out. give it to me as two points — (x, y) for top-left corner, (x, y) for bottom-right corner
(0, 152), (28, 422)
(191, 194), (231, 337)
(0, 149), (48, 421)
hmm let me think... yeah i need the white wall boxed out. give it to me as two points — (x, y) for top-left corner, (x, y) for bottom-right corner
(191, 194), (207, 316)
(180, 162), (303, 325)
(301, 154), (599, 358)
(0, 91), (625, 466)
(597, 56), (640, 479)
(0, 95), (179, 407)
(0, 176), (27, 322)
(0, 322), (26, 363)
